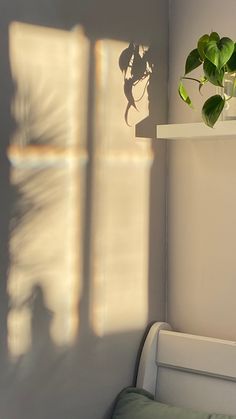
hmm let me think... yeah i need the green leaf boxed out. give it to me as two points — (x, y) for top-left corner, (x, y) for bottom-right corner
(185, 49), (202, 75)
(226, 45), (236, 72)
(178, 81), (193, 107)
(202, 94), (225, 127)
(209, 32), (220, 42)
(203, 59), (224, 86)
(197, 34), (210, 60)
(219, 38), (235, 67)
(205, 37), (234, 70)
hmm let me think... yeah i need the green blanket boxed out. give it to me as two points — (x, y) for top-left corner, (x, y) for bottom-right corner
(111, 387), (236, 419)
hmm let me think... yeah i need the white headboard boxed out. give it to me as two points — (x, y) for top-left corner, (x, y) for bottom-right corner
(136, 322), (236, 415)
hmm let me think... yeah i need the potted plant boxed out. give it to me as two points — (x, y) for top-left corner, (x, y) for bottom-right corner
(178, 32), (236, 127)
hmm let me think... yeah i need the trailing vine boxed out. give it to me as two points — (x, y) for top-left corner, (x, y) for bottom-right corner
(179, 32), (236, 127)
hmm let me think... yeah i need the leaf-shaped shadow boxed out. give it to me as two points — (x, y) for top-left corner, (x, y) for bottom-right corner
(119, 43), (134, 74)
(131, 46), (147, 81)
(119, 43), (153, 125)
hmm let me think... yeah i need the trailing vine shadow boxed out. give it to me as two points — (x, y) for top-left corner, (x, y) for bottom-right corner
(119, 43), (158, 125)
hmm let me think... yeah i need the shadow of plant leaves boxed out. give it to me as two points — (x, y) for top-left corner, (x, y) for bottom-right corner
(119, 43), (154, 125)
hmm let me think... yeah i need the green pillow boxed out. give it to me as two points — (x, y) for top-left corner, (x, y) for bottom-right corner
(111, 387), (236, 419)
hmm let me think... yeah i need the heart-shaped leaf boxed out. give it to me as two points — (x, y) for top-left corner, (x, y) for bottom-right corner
(197, 34), (210, 60)
(203, 59), (224, 86)
(185, 49), (202, 75)
(205, 37), (234, 70)
(204, 40), (220, 68)
(202, 94), (225, 127)
(178, 81), (193, 107)
(209, 32), (220, 42)
(219, 38), (234, 67)
(226, 44), (236, 72)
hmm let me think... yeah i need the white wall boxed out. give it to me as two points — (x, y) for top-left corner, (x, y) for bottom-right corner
(167, 0), (236, 340)
(0, 1), (169, 418)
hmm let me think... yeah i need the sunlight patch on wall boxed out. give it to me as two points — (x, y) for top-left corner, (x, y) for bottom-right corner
(90, 39), (153, 336)
(7, 22), (89, 357)
(7, 307), (32, 357)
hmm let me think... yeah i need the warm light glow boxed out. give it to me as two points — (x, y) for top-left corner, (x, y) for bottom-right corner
(7, 23), (153, 356)
(90, 39), (153, 336)
(8, 22), (89, 357)
(7, 307), (32, 357)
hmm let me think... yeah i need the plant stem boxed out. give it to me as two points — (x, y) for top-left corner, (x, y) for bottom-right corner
(181, 76), (201, 84)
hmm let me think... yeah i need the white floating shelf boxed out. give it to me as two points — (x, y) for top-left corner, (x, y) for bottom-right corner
(135, 118), (236, 140)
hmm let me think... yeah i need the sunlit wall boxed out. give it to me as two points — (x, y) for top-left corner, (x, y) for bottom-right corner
(7, 22), (153, 357)
(2, 3), (169, 415)
(90, 39), (153, 336)
(8, 23), (89, 356)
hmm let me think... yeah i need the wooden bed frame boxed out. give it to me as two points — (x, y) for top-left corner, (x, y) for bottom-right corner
(136, 322), (236, 415)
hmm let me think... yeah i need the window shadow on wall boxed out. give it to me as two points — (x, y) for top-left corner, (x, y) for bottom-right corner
(0, 18), (17, 366)
(0, 1), (168, 417)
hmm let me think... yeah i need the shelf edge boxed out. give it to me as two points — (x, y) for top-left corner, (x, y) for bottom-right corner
(136, 119), (236, 140)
